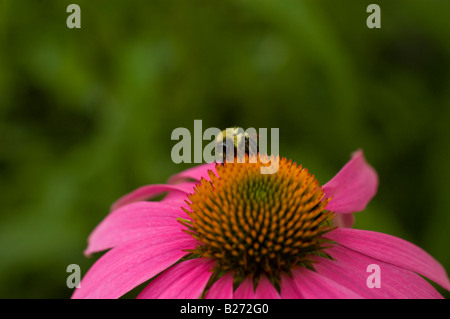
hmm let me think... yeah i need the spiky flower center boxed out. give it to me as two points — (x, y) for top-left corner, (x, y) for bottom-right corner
(179, 155), (335, 285)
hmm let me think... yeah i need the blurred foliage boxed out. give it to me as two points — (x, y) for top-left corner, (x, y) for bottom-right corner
(0, 0), (449, 298)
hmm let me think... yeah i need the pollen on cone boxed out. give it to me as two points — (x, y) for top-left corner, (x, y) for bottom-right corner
(182, 154), (335, 280)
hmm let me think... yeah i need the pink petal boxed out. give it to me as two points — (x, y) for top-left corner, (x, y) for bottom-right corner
(333, 213), (355, 228)
(290, 266), (364, 299)
(72, 232), (196, 299)
(233, 277), (255, 298)
(205, 272), (234, 299)
(85, 201), (189, 256)
(111, 183), (196, 211)
(162, 192), (191, 204)
(254, 275), (281, 299)
(280, 273), (303, 298)
(137, 258), (214, 299)
(322, 150), (378, 214)
(168, 163), (216, 184)
(313, 245), (443, 298)
(326, 228), (450, 291)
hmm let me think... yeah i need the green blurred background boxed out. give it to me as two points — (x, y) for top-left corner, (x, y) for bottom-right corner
(1, 0), (449, 298)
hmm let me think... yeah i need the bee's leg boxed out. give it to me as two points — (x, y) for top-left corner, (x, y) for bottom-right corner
(246, 135), (258, 158)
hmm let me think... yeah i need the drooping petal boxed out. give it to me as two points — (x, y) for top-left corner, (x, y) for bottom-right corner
(254, 275), (281, 299)
(168, 163), (216, 184)
(111, 183), (196, 211)
(137, 258), (214, 299)
(233, 277), (255, 298)
(280, 273), (303, 298)
(72, 232), (196, 299)
(204, 272), (234, 299)
(326, 228), (450, 291)
(313, 245), (443, 298)
(162, 192), (190, 204)
(332, 213), (355, 228)
(322, 150), (378, 214)
(85, 201), (188, 256)
(291, 266), (364, 299)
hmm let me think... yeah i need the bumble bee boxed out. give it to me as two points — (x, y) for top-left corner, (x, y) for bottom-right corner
(214, 127), (258, 163)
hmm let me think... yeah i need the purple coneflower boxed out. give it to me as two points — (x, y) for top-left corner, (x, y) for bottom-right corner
(72, 150), (450, 298)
